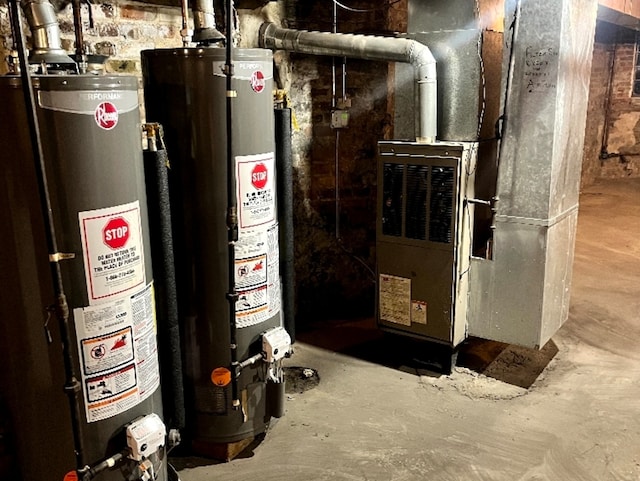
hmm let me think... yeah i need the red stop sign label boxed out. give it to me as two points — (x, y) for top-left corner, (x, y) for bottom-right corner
(251, 163), (268, 189)
(103, 217), (130, 249)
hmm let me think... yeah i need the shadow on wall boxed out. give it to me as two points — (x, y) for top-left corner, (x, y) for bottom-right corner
(291, 54), (392, 324)
(281, 1), (403, 326)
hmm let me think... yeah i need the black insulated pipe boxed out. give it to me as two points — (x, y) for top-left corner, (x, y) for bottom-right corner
(274, 107), (296, 343)
(8, 0), (86, 469)
(143, 131), (186, 431)
(77, 451), (125, 481)
(223, 0), (241, 409)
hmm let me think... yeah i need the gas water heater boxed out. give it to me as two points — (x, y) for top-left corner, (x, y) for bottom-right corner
(142, 48), (289, 453)
(0, 75), (168, 481)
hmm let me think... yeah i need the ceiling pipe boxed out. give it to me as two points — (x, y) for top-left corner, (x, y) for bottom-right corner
(20, 0), (75, 64)
(192, 0), (225, 44)
(259, 22), (437, 143)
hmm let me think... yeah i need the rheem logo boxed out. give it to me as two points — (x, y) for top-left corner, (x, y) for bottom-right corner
(95, 102), (119, 130)
(250, 71), (265, 93)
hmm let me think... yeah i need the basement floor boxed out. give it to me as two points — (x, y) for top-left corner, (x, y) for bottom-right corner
(175, 178), (640, 481)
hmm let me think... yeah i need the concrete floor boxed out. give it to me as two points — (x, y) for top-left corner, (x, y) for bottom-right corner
(176, 178), (640, 481)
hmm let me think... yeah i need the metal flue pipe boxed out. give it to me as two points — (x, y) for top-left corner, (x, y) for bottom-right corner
(259, 23), (437, 143)
(20, 0), (74, 64)
(192, 0), (224, 43)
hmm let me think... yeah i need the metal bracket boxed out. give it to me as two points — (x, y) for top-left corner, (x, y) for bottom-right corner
(49, 252), (76, 262)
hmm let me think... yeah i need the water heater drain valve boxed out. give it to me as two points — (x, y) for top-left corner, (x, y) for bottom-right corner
(262, 326), (292, 363)
(126, 413), (166, 461)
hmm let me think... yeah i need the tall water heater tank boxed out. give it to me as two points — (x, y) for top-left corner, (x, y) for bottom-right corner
(141, 48), (283, 451)
(0, 75), (166, 481)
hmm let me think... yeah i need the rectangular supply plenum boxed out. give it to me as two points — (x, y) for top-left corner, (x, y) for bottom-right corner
(376, 141), (476, 346)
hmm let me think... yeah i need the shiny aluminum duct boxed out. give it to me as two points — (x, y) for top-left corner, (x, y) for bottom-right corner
(467, 0), (598, 349)
(259, 22), (437, 143)
(192, 0), (224, 43)
(20, 0), (74, 64)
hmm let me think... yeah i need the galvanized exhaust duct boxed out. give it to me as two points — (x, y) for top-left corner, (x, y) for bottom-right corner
(20, 0), (74, 64)
(259, 22), (437, 143)
(192, 0), (224, 43)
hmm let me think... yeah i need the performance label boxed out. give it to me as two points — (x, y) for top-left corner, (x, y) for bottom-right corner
(79, 201), (145, 305)
(74, 283), (160, 423)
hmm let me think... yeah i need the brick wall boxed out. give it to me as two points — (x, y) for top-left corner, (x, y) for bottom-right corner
(0, 0), (405, 322)
(283, 0), (407, 321)
(583, 21), (640, 186)
(0, 0), (184, 76)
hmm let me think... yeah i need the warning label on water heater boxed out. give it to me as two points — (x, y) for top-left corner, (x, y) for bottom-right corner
(74, 283), (160, 423)
(79, 201), (145, 305)
(234, 155), (281, 329)
(236, 152), (276, 229)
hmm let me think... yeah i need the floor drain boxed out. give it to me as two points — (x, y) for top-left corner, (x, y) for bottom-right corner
(284, 366), (320, 394)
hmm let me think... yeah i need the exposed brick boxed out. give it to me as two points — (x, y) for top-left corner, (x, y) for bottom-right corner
(119, 4), (157, 21)
(94, 41), (117, 56)
(58, 20), (75, 34)
(98, 23), (120, 38)
(101, 4), (115, 18)
(105, 58), (138, 73)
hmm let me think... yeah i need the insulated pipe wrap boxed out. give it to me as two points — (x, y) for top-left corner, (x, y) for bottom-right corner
(275, 107), (295, 343)
(143, 148), (186, 430)
(259, 23), (437, 142)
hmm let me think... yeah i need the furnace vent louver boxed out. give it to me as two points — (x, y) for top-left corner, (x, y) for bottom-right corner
(406, 164), (428, 240)
(429, 166), (454, 243)
(381, 163), (404, 237)
(380, 162), (453, 243)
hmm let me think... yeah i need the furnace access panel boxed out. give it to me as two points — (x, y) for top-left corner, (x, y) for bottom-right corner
(376, 141), (476, 346)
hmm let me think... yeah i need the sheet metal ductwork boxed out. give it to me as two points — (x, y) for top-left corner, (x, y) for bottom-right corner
(259, 22), (437, 143)
(192, 0), (224, 43)
(20, 0), (74, 64)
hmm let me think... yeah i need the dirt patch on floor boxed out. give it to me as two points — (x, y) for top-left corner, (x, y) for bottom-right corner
(420, 367), (529, 400)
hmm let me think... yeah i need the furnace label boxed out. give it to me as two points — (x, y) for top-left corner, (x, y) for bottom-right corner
(379, 274), (411, 326)
(411, 300), (428, 325)
(74, 283), (160, 423)
(79, 201), (145, 305)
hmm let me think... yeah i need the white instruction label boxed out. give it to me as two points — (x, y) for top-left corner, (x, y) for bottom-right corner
(79, 201), (145, 305)
(379, 274), (411, 326)
(74, 283), (160, 423)
(234, 154), (281, 329)
(236, 152), (276, 229)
